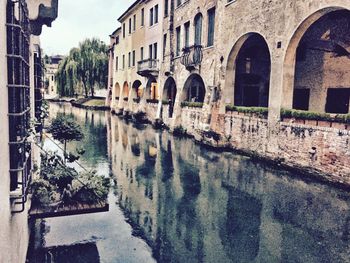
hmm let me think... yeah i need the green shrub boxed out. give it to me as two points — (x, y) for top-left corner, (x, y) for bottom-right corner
(281, 109), (350, 124)
(146, 99), (159, 104)
(173, 125), (187, 137)
(226, 105), (268, 117)
(202, 130), (221, 142)
(30, 179), (56, 205)
(181, 101), (204, 108)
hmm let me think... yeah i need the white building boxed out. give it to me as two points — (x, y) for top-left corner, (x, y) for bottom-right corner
(0, 1), (58, 262)
(45, 55), (63, 99)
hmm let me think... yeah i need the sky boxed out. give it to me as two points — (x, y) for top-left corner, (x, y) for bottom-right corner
(41, 0), (134, 56)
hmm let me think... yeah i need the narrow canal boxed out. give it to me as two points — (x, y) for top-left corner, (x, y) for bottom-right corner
(28, 102), (350, 263)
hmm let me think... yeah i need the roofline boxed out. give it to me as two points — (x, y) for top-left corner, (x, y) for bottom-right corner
(118, 0), (144, 22)
(110, 27), (121, 37)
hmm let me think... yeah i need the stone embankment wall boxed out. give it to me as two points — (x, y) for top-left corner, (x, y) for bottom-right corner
(173, 108), (350, 186)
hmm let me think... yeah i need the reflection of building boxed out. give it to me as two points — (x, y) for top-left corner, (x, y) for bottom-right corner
(0, 0), (58, 262)
(45, 55), (64, 98)
(108, 115), (350, 263)
(108, 1), (350, 185)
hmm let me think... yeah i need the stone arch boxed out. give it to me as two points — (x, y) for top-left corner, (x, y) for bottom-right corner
(122, 81), (129, 101)
(225, 33), (271, 108)
(145, 76), (158, 101)
(181, 73), (206, 103)
(163, 77), (177, 118)
(131, 80), (142, 103)
(283, 7), (350, 114)
(114, 82), (121, 101)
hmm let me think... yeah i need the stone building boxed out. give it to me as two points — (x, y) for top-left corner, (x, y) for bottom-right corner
(109, 0), (350, 185)
(44, 55), (63, 99)
(0, 0), (58, 262)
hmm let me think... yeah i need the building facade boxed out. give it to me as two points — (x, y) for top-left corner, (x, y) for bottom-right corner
(0, 1), (58, 262)
(44, 55), (63, 99)
(109, 0), (350, 185)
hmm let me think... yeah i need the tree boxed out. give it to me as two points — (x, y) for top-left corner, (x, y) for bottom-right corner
(47, 115), (84, 162)
(56, 38), (108, 97)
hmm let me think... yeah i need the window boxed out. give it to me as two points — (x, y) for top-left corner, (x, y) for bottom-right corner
(155, 5), (159, 24)
(149, 44), (153, 59)
(128, 52), (131, 67)
(176, 26), (181, 56)
(150, 8), (154, 26)
(123, 23), (126, 38)
(207, 8), (215, 47)
(141, 8), (145, 26)
(164, 0), (169, 17)
(177, 0), (182, 7)
(184, 22), (190, 48)
(163, 34), (167, 58)
(116, 57), (119, 71)
(129, 18), (132, 34)
(293, 89), (310, 111)
(326, 88), (350, 114)
(140, 47), (144, 60)
(133, 14), (136, 31)
(132, 50), (136, 66)
(153, 43), (158, 59)
(122, 55), (125, 69)
(194, 13), (203, 45)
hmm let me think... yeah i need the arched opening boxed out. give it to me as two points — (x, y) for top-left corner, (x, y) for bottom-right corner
(132, 80), (143, 103)
(286, 9), (350, 114)
(122, 81), (129, 101)
(233, 34), (271, 107)
(145, 76), (158, 102)
(114, 82), (121, 102)
(194, 13), (203, 45)
(182, 74), (206, 104)
(163, 77), (177, 118)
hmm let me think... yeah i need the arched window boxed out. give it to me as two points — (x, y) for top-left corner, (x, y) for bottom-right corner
(194, 13), (203, 45)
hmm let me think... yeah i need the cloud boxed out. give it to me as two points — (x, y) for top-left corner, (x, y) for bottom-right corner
(41, 0), (134, 55)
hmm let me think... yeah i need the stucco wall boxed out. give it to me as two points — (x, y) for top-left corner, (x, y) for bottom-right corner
(0, 1), (30, 262)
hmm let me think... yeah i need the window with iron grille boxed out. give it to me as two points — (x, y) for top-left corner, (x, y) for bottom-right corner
(6, 0), (32, 211)
(34, 47), (43, 132)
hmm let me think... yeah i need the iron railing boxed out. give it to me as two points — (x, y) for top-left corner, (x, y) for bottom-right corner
(34, 48), (44, 132)
(180, 45), (203, 69)
(7, 0), (32, 213)
(137, 59), (159, 76)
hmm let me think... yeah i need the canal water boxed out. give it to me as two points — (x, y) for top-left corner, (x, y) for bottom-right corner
(28, 102), (350, 263)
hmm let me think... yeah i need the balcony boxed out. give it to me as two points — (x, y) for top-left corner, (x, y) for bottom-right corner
(137, 59), (159, 77)
(180, 45), (203, 71)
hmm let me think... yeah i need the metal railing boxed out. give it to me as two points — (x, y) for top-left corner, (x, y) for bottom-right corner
(180, 45), (203, 69)
(137, 59), (159, 76)
(7, 0), (32, 213)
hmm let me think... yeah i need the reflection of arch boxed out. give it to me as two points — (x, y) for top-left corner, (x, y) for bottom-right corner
(122, 81), (129, 100)
(232, 33), (271, 107)
(283, 7), (350, 114)
(132, 80), (142, 102)
(181, 74), (205, 103)
(145, 76), (158, 100)
(163, 77), (177, 118)
(114, 82), (121, 101)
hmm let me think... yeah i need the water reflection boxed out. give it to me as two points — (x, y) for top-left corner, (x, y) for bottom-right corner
(108, 114), (350, 263)
(31, 102), (350, 263)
